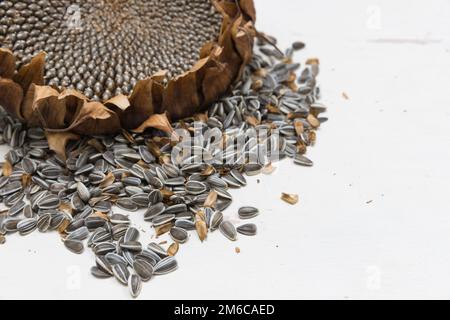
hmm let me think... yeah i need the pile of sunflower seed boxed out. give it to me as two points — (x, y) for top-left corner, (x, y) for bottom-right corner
(0, 37), (326, 298)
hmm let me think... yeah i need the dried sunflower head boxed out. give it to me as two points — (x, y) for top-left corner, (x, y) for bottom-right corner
(0, 0), (255, 134)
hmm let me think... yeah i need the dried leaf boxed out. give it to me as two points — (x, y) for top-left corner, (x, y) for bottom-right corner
(281, 193), (299, 205)
(45, 131), (80, 161)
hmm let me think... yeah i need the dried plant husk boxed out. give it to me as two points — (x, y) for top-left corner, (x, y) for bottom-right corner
(0, 1), (256, 136)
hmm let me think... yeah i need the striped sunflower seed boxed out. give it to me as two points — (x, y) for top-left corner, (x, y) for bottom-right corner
(17, 218), (38, 235)
(153, 256), (178, 275)
(169, 227), (189, 244)
(144, 203), (165, 221)
(90, 266), (112, 279)
(8, 200), (26, 217)
(64, 239), (84, 254)
(112, 263), (130, 285)
(76, 182), (91, 202)
(129, 274), (142, 298)
(219, 221), (237, 241)
(124, 227), (140, 242)
(67, 226), (90, 241)
(133, 259), (154, 282)
(238, 206), (259, 219)
(294, 154), (314, 167)
(237, 223), (257, 236)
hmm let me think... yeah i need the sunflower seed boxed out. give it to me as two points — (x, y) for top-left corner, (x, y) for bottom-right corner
(37, 214), (51, 232)
(3, 218), (21, 232)
(244, 163), (263, 176)
(147, 242), (169, 258)
(133, 259), (154, 282)
(120, 241), (142, 252)
(22, 158), (37, 174)
(67, 226), (90, 241)
(85, 216), (106, 230)
(90, 266), (112, 279)
(112, 263), (130, 285)
(219, 221), (237, 241)
(124, 227), (140, 242)
(110, 213), (130, 225)
(144, 203), (165, 221)
(186, 181), (208, 195)
(165, 204), (187, 215)
(294, 154), (314, 167)
(129, 274), (142, 298)
(112, 224), (128, 240)
(170, 227), (189, 243)
(136, 250), (160, 266)
(152, 214), (175, 227)
(66, 219), (85, 232)
(130, 193), (149, 207)
(116, 198), (139, 212)
(38, 194), (60, 210)
(0, 181), (22, 196)
(237, 223), (257, 236)
(8, 200), (26, 217)
(94, 242), (116, 256)
(64, 239), (84, 254)
(175, 219), (196, 231)
(153, 256), (178, 275)
(238, 206), (259, 219)
(148, 190), (163, 205)
(106, 253), (128, 266)
(76, 182), (91, 202)
(209, 211), (224, 231)
(139, 146), (155, 163)
(17, 218), (37, 235)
